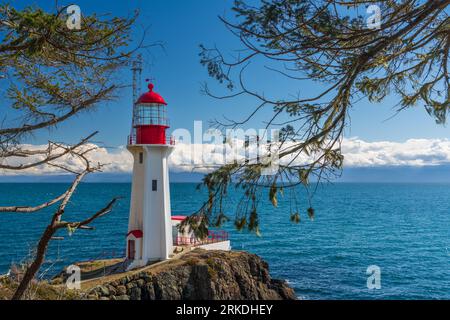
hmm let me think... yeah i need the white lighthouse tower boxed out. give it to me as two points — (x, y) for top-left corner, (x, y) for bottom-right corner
(126, 82), (175, 269)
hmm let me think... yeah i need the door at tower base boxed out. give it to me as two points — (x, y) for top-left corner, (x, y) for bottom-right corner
(126, 230), (145, 269)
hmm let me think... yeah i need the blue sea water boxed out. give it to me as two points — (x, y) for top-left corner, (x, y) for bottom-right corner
(0, 182), (449, 299)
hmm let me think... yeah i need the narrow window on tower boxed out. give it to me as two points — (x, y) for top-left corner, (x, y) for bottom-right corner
(139, 152), (143, 164)
(152, 179), (157, 191)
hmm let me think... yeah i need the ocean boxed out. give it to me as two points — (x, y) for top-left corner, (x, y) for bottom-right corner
(0, 182), (449, 299)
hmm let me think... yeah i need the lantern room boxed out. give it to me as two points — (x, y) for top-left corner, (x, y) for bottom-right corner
(129, 83), (173, 145)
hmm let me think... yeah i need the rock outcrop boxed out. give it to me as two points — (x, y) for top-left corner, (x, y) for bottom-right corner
(87, 249), (296, 300)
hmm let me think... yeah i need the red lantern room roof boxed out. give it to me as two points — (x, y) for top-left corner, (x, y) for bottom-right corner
(137, 83), (167, 105)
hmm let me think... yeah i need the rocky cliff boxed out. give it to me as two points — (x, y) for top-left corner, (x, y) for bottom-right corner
(87, 249), (296, 300)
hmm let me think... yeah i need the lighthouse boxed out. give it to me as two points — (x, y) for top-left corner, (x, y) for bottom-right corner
(126, 82), (175, 269)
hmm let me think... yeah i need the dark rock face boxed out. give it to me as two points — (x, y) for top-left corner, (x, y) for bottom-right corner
(88, 250), (296, 300)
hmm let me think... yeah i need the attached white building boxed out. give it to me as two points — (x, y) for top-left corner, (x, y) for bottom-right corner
(171, 215), (231, 251)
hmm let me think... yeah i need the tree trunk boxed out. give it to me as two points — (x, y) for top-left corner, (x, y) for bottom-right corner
(11, 225), (55, 300)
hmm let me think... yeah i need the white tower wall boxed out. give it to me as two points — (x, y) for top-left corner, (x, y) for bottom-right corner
(127, 144), (174, 265)
(128, 148), (145, 232)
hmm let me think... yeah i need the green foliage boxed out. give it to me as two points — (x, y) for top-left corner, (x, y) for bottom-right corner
(234, 217), (247, 231)
(0, 4), (137, 141)
(179, 215), (209, 240)
(290, 212), (300, 224)
(269, 183), (278, 207)
(307, 207), (315, 221)
(0, 3), (138, 301)
(213, 213), (230, 227)
(196, 0), (449, 236)
(67, 225), (77, 236)
(298, 169), (309, 185)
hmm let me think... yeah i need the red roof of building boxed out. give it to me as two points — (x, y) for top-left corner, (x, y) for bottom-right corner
(127, 229), (143, 238)
(137, 83), (167, 105)
(171, 215), (187, 221)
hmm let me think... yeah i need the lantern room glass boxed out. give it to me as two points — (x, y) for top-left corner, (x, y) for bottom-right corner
(133, 103), (169, 127)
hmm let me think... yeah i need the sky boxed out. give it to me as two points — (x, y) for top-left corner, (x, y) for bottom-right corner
(1, 0), (450, 181)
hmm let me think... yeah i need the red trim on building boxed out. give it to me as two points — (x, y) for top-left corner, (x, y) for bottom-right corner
(127, 229), (143, 238)
(171, 215), (187, 221)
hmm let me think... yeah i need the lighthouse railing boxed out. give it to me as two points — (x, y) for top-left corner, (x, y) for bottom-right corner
(174, 230), (229, 246)
(127, 134), (175, 146)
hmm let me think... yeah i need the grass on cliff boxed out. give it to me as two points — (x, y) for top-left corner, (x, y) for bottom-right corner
(0, 277), (82, 300)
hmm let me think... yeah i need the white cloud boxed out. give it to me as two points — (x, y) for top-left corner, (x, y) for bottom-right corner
(0, 144), (133, 176)
(342, 138), (450, 167)
(2, 137), (450, 176)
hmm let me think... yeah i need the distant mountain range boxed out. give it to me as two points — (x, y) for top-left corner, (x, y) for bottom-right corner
(2, 165), (450, 183)
(0, 171), (205, 183)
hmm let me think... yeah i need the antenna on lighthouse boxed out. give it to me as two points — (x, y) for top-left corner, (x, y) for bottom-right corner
(131, 54), (143, 106)
(129, 54), (143, 145)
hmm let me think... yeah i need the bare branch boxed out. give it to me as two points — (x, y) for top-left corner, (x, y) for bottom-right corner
(56, 197), (120, 229)
(0, 132), (98, 170)
(0, 191), (67, 213)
